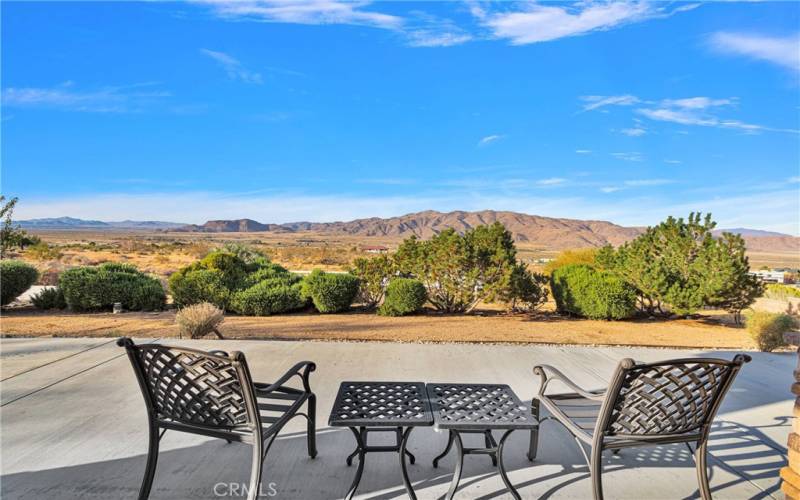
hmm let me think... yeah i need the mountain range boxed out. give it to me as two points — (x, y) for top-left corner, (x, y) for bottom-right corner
(19, 211), (799, 252)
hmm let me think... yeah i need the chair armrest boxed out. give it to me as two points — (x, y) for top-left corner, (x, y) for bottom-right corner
(533, 364), (606, 401)
(254, 361), (316, 394)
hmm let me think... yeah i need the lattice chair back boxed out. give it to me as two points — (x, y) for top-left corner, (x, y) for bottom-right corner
(119, 338), (260, 430)
(599, 355), (750, 438)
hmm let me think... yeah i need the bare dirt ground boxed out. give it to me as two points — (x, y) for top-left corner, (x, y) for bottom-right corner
(0, 308), (756, 349)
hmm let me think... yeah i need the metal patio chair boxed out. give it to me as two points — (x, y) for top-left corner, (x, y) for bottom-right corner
(530, 355), (751, 500)
(117, 337), (317, 500)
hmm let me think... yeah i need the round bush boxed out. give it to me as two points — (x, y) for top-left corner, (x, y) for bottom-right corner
(196, 251), (249, 289)
(551, 264), (635, 320)
(169, 268), (231, 309)
(31, 287), (67, 310)
(302, 270), (359, 313)
(745, 310), (795, 352)
(231, 279), (308, 316)
(176, 302), (225, 339)
(59, 262), (166, 312)
(378, 278), (427, 316)
(0, 260), (39, 305)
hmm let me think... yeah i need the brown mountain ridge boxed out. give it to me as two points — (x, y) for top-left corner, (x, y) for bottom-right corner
(175, 210), (799, 252)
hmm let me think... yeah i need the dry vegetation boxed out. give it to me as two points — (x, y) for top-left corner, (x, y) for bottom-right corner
(3, 228), (796, 350)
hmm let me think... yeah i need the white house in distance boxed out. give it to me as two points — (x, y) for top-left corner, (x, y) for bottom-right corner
(750, 270), (786, 284)
(362, 245), (389, 254)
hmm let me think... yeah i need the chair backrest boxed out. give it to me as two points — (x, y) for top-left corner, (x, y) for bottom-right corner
(599, 355), (750, 438)
(118, 338), (259, 430)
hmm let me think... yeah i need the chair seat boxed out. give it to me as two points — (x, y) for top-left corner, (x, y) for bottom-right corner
(538, 392), (602, 443)
(256, 384), (309, 437)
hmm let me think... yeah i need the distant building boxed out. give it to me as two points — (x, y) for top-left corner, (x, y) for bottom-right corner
(750, 270), (786, 284)
(362, 245), (389, 254)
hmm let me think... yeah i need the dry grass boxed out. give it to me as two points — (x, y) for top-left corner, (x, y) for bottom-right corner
(0, 307), (757, 350)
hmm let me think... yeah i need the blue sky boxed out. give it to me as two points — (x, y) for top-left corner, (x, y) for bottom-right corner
(2, 1), (799, 233)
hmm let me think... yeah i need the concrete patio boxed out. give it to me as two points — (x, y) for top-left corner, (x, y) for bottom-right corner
(0, 337), (792, 499)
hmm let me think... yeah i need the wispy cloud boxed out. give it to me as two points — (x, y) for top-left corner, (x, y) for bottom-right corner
(196, 0), (403, 30)
(478, 134), (504, 146)
(575, 149), (592, 154)
(664, 159), (682, 165)
(709, 32), (800, 73)
(624, 179), (673, 187)
(200, 49), (263, 84)
(582, 94), (798, 134)
(789, 176), (800, 184)
(480, 2), (682, 45)
(580, 94), (639, 111)
(1, 82), (170, 113)
(536, 177), (567, 186)
(620, 126), (646, 136)
(611, 152), (644, 162)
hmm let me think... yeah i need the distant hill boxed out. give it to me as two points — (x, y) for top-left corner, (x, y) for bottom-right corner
(20, 211), (798, 252)
(178, 210), (644, 248)
(19, 217), (185, 230)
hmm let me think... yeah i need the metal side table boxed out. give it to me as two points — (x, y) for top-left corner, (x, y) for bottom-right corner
(426, 383), (537, 500)
(329, 381), (433, 500)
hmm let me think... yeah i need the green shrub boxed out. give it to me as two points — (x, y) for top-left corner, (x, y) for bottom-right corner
(551, 264), (636, 320)
(169, 269), (231, 309)
(242, 263), (298, 288)
(31, 287), (67, 309)
(231, 279), (308, 315)
(350, 255), (393, 308)
(59, 262), (166, 311)
(378, 278), (427, 316)
(765, 283), (800, 300)
(196, 251), (249, 289)
(0, 260), (39, 305)
(302, 269), (359, 313)
(745, 310), (795, 352)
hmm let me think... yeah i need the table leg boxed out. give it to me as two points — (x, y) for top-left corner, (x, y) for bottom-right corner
(528, 399), (540, 461)
(433, 430), (455, 468)
(497, 429), (521, 500)
(345, 427), (366, 500)
(484, 430), (498, 467)
(445, 431), (464, 500)
(398, 427), (417, 500)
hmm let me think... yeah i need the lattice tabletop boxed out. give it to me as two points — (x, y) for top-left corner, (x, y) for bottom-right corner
(426, 383), (537, 430)
(328, 381), (433, 427)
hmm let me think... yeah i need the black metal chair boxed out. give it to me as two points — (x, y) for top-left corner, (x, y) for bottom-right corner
(530, 355), (751, 500)
(117, 337), (317, 500)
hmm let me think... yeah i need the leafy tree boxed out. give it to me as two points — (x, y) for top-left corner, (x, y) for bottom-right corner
(393, 223), (519, 313)
(349, 255), (394, 308)
(599, 213), (761, 318)
(0, 196), (35, 257)
(499, 264), (549, 313)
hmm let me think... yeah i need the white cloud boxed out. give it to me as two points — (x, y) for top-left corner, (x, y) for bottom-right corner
(197, 0), (403, 30)
(1, 82), (170, 113)
(710, 32), (800, 73)
(580, 94), (639, 111)
(482, 2), (661, 45)
(664, 159), (682, 164)
(478, 134), (504, 146)
(200, 49), (263, 84)
(581, 93), (798, 134)
(611, 152), (644, 162)
(789, 176), (800, 184)
(406, 30), (472, 47)
(624, 179), (673, 187)
(620, 126), (646, 136)
(536, 177), (567, 186)
(575, 149), (592, 154)
(600, 186), (623, 193)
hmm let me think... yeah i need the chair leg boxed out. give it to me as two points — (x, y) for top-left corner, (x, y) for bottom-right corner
(528, 399), (540, 461)
(138, 422), (160, 500)
(695, 441), (712, 500)
(590, 446), (604, 500)
(247, 439), (264, 500)
(307, 394), (318, 459)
